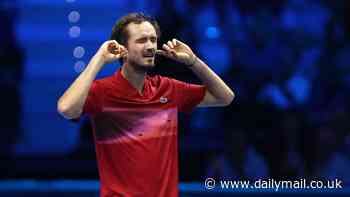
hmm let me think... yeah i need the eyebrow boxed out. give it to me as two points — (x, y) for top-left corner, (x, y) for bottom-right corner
(136, 35), (157, 40)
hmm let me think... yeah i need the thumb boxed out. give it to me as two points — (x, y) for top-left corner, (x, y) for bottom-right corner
(156, 49), (178, 58)
(156, 50), (168, 56)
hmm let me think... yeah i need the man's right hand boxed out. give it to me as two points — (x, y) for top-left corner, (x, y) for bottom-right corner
(57, 40), (127, 120)
(95, 40), (128, 65)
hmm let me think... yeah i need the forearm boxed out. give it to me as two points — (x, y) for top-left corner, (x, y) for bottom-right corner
(189, 57), (234, 104)
(57, 55), (104, 119)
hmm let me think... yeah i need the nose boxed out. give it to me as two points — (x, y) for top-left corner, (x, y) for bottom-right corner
(145, 48), (155, 55)
(145, 39), (156, 51)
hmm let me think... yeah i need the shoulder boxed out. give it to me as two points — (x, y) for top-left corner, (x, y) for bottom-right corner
(90, 76), (116, 92)
(93, 75), (114, 86)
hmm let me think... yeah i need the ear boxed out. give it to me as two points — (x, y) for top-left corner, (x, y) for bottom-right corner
(123, 54), (128, 61)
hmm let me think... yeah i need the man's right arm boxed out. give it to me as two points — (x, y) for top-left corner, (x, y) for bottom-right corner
(57, 40), (126, 119)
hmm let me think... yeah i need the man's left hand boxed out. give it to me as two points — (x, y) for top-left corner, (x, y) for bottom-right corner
(156, 39), (196, 66)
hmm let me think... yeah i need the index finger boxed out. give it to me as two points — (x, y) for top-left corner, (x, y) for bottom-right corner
(174, 39), (186, 46)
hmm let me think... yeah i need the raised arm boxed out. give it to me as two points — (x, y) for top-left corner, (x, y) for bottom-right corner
(156, 38), (234, 107)
(57, 40), (127, 119)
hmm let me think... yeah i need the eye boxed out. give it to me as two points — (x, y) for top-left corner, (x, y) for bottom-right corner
(136, 37), (147, 43)
(150, 37), (157, 43)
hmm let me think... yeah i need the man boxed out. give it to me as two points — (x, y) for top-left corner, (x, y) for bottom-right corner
(57, 13), (234, 197)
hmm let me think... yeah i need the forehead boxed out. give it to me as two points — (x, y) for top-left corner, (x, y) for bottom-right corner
(126, 21), (157, 39)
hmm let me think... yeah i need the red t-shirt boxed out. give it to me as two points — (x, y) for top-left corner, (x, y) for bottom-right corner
(83, 69), (206, 197)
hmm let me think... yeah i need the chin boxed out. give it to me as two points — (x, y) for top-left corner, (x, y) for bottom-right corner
(143, 64), (155, 70)
(142, 60), (155, 67)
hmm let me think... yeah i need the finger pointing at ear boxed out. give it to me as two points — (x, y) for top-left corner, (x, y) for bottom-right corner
(162, 43), (171, 52)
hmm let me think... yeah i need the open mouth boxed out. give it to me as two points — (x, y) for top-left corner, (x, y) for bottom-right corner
(143, 50), (156, 58)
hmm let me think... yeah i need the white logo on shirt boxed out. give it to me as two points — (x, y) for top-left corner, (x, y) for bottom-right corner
(160, 96), (168, 104)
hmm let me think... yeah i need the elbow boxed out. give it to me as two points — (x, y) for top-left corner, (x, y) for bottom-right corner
(223, 91), (235, 106)
(57, 100), (81, 120)
(57, 101), (71, 118)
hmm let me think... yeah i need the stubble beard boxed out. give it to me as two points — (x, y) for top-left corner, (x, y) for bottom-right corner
(128, 58), (155, 73)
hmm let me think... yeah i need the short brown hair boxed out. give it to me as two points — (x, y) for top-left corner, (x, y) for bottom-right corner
(110, 12), (161, 47)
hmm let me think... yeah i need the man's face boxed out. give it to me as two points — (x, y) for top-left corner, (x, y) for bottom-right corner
(125, 21), (158, 69)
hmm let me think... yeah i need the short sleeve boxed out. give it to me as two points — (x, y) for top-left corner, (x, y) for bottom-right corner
(170, 78), (206, 113)
(83, 81), (103, 115)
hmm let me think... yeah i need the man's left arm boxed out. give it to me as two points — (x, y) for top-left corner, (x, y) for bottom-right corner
(189, 57), (234, 107)
(157, 38), (235, 107)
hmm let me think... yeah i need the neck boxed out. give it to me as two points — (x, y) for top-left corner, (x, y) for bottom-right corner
(121, 63), (146, 95)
